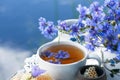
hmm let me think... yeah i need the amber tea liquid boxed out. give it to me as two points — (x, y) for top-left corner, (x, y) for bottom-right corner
(40, 44), (84, 64)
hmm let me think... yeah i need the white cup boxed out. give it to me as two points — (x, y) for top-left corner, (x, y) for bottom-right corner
(36, 41), (101, 80)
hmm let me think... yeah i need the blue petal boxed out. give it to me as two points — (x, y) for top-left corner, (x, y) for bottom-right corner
(116, 55), (120, 60)
(31, 66), (46, 77)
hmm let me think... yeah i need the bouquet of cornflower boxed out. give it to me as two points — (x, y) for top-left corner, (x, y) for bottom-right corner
(38, 0), (120, 77)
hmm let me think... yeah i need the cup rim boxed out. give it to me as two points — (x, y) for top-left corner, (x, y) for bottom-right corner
(57, 19), (78, 28)
(37, 41), (88, 66)
(63, 19), (78, 23)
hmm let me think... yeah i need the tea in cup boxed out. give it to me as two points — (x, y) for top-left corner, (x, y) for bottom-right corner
(37, 41), (101, 80)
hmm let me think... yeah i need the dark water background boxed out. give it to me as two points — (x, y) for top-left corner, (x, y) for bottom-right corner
(0, 0), (103, 52)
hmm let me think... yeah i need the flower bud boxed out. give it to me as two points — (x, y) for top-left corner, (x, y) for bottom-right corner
(118, 34), (120, 39)
(103, 40), (108, 47)
(86, 14), (92, 19)
(111, 20), (116, 26)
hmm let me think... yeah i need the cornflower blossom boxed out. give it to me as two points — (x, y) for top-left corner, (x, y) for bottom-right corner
(41, 50), (54, 58)
(41, 50), (70, 64)
(90, 1), (103, 12)
(31, 65), (46, 77)
(104, 0), (118, 9)
(58, 20), (70, 31)
(69, 24), (80, 36)
(38, 17), (58, 39)
(38, 17), (47, 31)
(55, 50), (70, 59)
(76, 4), (90, 20)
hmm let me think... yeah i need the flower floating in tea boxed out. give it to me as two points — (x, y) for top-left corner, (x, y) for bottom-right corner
(55, 50), (70, 59)
(41, 50), (70, 64)
(41, 50), (54, 58)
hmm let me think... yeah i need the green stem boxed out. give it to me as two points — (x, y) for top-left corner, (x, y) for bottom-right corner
(58, 32), (61, 43)
(101, 49), (111, 71)
(76, 35), (81, 43)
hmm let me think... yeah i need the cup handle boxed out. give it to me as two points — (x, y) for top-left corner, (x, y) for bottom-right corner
(87, 53), (101, 66)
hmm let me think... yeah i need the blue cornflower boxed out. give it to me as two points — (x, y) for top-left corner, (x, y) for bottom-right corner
(41, 51), (54, 58)
(89, 29), (97, 37)
(115, 25), (120, 37)
(41, 21), (58, 39)
(85, 18), (95, 27)
(76, 4), (90, 19)
(105, 14), (114, 21)
(106, 30), (114, 39)
(58, 20), (70, 31)
(38, 17), (47, 31)
(112, 40), (118, 45)
(38, 17), (58, 39)
(70, 24), (80, 36)
(84, 35), (95, 51)
(31, 66), (46, 77)
(104, 0), (118, 9)
(78, 21), (85, 28)
(115, 9), (120, 21)
(100, 23), (111, 38)
(85, 43), (95, 51)
(117, 42), (120, 52)
(90, 1), (103, 13)
(116, 54), (120, 60)
(97, 24), (104, 31)
(91, 12), (105, 23)
(110, 59), (116, 66)
(118, 1), (120, 8)
(55, 50), (70, 59)
(85, 33), (101, 51)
